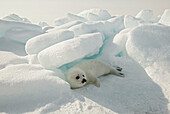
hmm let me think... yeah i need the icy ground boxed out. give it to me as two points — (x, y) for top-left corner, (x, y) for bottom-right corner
(0, 9), (170, 114)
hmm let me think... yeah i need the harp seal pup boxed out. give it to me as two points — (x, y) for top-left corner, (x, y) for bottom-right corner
(66, 59), (124, 89)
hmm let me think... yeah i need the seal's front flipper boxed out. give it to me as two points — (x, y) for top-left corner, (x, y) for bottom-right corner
(92, 78), (100, 87)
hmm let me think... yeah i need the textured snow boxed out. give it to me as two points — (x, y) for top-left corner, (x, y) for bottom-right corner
(0, 20), (42, 34)
(126, 24), (170, 68)
(126, 24), (170, 111)
(107, 15), (125, 33)
(38, 32), (103, 69)
(124, 15), (145, 28)
(159, 9), (170, 26)
(25, 29), (74, 55)
(15, 58), (169, 114)
(54, 8), (111, 26)
(0, 38), (26, 56)
(69, 18), (124, 37)
(136, 9), (153, 22)
(39, 21), (49, 27)
(78, 8), (111, 21)
(54, 13), (86, 26)
(2, 14), (31, 23)
(0, 51), (28, 70)
(113, 28), (131, 56)
(0, 64), (70, 113)
(48, 20), (83, 32)
(0, 9), (170, 113)
(0, 19), (43, 43)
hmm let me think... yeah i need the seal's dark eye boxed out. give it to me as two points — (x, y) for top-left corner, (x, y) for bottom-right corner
(76, 76), (80, 80)
(82, 75), (85, 77)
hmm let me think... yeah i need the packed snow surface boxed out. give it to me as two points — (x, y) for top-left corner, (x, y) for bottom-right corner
(78, 8), (111, 21)
(2, 14), (31, 23)
(126, 24), (170, 105)
(25, 29), (74, 55)
(38, 32), (103, 69)
(0, 8), (170, 113)
(135, 9), (153, 22)
(159, 9), (170, 26)
(0, 19), (43, 44)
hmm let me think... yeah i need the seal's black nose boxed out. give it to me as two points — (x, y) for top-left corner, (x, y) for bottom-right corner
(82, 79), (87, 83)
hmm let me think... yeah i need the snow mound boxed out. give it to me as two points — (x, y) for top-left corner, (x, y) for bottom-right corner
(54, 13), (86, 26)
(124, 15), (144, 28)
(0, 64), (70, 113)
(27, 54), (39, 64)
(0, 38), (26, 56)
(51, 97), (115, 114)
(69, 21), (105, 36)
(107, 16), (125, 33)
(5, 29), (42, 44)
(2, 14), (31, 23)
(69, 20), (123, 37)
(113, 28), (131, 56)
(1, 8), (170, 113)
(78, 8), (111, 21)
(38, 32), (103, 69)
(25, 29), (74, 55)
(54, 8), (111, 26)
(126, 24), (170, 108)
(136, 9), (153, 22)
(39, 21), (49, 27)
(159, 9), (170, 26)
(0, 19), (43, 43)
(153, 15), (161, 23)
(48, 20), (83, 32)
(126, 24), (170, 68)
(23, 58), (168, 114)
(0, 51), (28, 70)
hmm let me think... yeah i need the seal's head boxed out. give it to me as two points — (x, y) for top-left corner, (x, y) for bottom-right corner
(66, 67), (87, 89)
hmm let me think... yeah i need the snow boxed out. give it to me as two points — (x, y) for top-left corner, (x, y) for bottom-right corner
(47, 20), (83, 32)
(69, 19), (123, 37)
(0, 64), (70, 113)
(28, 54), (39, 64)
(38, 32), (103, 69)
(124, 15), (145, 28)
(54, 13), (86, 26)
(136, 9), (153, 22)
(113, 28), (131, 56)
(69, 21), (105, 36)
(126, 25), (170, 109)
(39, 21), (49, 27)
(0, 38), (26, 56)
(78, 8), (111, 21)
(0, 9), (170, 113)
(0, 20), (42, 34)
(107, 15), (125, 33)
(124, 9), (154, 29)
(0, 19), (43, 44)
(54, 8), (111, 26)
(2, 14), (31, 24)
(126, 24), (170, 68)
(0, 51), (28, 70)
(17, 58), (168, 114)
(159, 9), (170, 26)
(25, 29), (74, 55)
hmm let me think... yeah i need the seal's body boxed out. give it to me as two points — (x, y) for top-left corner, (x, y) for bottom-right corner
(66, 60), (124, 89)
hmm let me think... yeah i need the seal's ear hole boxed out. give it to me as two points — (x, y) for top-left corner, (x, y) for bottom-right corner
(93, 78), (100, 87)
(82, 75), (85, 77)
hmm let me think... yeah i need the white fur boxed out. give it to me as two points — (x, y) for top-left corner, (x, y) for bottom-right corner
(66, 60), (124, 89)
